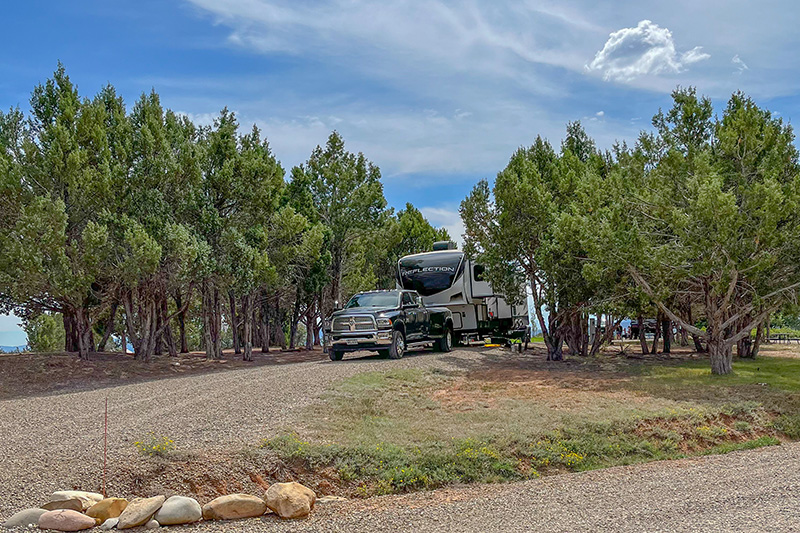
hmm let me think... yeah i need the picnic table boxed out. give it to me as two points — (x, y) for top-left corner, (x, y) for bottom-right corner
(768, 333), (800, 344)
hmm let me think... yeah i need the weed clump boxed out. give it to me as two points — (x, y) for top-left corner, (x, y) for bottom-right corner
(135, 433), (175, 457)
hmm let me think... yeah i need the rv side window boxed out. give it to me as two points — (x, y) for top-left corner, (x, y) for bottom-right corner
(474, 264), (486, 282)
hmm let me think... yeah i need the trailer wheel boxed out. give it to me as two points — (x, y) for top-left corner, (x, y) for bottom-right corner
(329, 349), (344, 361)
(436, 327), (453, 353)
(389, 330), (405, 359)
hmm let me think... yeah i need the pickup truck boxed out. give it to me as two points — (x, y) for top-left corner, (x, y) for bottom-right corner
(323, 289), (454, 361)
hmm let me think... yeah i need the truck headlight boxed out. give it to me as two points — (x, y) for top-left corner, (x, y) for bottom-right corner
(323, 318), (332, 331)
(376, 317), (392, 328)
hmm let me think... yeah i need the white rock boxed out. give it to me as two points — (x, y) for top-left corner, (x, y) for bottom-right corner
(100, 517), (119, 530)
(153, 495), (202, 525)
(145, 519), (160, 529)
(2, 508), (47, 528)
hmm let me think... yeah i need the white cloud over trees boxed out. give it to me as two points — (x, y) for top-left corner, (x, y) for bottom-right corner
(587, 20), (710, 82)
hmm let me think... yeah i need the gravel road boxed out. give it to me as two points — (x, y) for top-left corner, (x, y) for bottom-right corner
(200, 442), (800, 532)
(1, 348), (798, 532)
(0, 349), (484, 518)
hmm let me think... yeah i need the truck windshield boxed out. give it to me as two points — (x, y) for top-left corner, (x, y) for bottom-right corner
(345, 292), (400, 308)
(398, 251), (464, 296)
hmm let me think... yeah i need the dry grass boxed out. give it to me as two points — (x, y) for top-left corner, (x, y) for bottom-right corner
(261, 344), (799, 495)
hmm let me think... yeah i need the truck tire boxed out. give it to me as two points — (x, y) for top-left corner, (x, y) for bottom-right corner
(389, 330), (405, 359)
(329, 349), (344, 361)
(436, 327), (453, 353)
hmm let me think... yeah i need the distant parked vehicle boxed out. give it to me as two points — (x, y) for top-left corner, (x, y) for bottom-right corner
(323, 289), (453, 361)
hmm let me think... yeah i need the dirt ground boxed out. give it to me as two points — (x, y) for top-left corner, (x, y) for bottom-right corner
(0, 347), (328, 400)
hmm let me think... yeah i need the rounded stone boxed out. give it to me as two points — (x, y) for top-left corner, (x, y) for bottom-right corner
(86, 498), (129, 522)
(116, 495), (166, 529)
(265, 482), (317, 519)
(2, 508), (47, 528)
(42, 498), (83, 512)
(38, 509), (96, 531)
(153, 495), (202, 525)
(202, 494), (267, 520)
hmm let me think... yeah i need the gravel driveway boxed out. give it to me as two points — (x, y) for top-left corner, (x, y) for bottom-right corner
(2, 348), (798, 532)
(202, 442), (800, 532)
(0, 348), (485, 518)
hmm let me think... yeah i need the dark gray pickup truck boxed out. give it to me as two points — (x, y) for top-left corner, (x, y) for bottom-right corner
(323, 289), (454, 361)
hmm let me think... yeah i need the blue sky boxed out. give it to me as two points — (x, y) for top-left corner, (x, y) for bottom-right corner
(1, 0), (799, 345)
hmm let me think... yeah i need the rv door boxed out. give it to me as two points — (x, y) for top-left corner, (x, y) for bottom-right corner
(470, 262), (493, 299)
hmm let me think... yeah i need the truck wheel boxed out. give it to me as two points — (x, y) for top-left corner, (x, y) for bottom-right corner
(329, 349), (344, 361)
(437, 327), (453, 353)
(389, 330), (405, 359)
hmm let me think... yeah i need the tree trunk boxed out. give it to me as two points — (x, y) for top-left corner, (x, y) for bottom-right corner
(242, 293), (253, 361)
(161, 297), (178, 357)
(153, 303), (164, 356)
(709, 338), (733, 375)
(261, 292), (270, 353)
(750, 321), (764, 358)
(274, 297), (286, 350)
(661, 319), (671, 354)
(174, 292), (189, 353)
(213, 287), (223, 358)
(686, 304), (706, 352)
(74, 305), (94, 360)
(121, 314), (127, 354)
(97, 300), (118, 352)
(63, 309), (79, 352)
(289, 288), (301, 350)
(638, 315), (649, 355)
(229, 291), (240, 355)
(588, 317), (623, 357)
(651, 311), (661, 354)
(679, 326), (689, 346)
(580, 313), (589, 357)
(765, 315), (771, 344)
(203, 282), (222, 360)
(305, 304), (314, 350)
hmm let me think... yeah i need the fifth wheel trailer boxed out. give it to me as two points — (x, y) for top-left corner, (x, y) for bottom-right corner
(396, 242), (529, 342)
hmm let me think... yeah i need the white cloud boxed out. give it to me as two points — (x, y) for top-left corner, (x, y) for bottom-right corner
(175, 111), (219, 127)
(596, 111), (604, 117)
(587, 20), (710, 82)
(732, 54), (749, 74)
(418, 206), (465, 247)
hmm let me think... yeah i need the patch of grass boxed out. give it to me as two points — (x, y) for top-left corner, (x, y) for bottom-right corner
(773, 414), (800, 439)
(263, 434), (528, 495)
(631, 355), (800, 392)
(262, 361), (792, 496)
(700, 435), (780, 455)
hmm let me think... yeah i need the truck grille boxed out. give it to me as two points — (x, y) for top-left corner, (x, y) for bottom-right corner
(332, 315), (377, 332)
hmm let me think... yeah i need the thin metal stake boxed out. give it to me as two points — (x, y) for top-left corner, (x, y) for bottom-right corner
(103, 396), (108, 497)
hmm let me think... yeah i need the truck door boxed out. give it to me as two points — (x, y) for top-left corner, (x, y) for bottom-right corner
(414, 293), (429, 337)
(402, 292), (421, 339)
